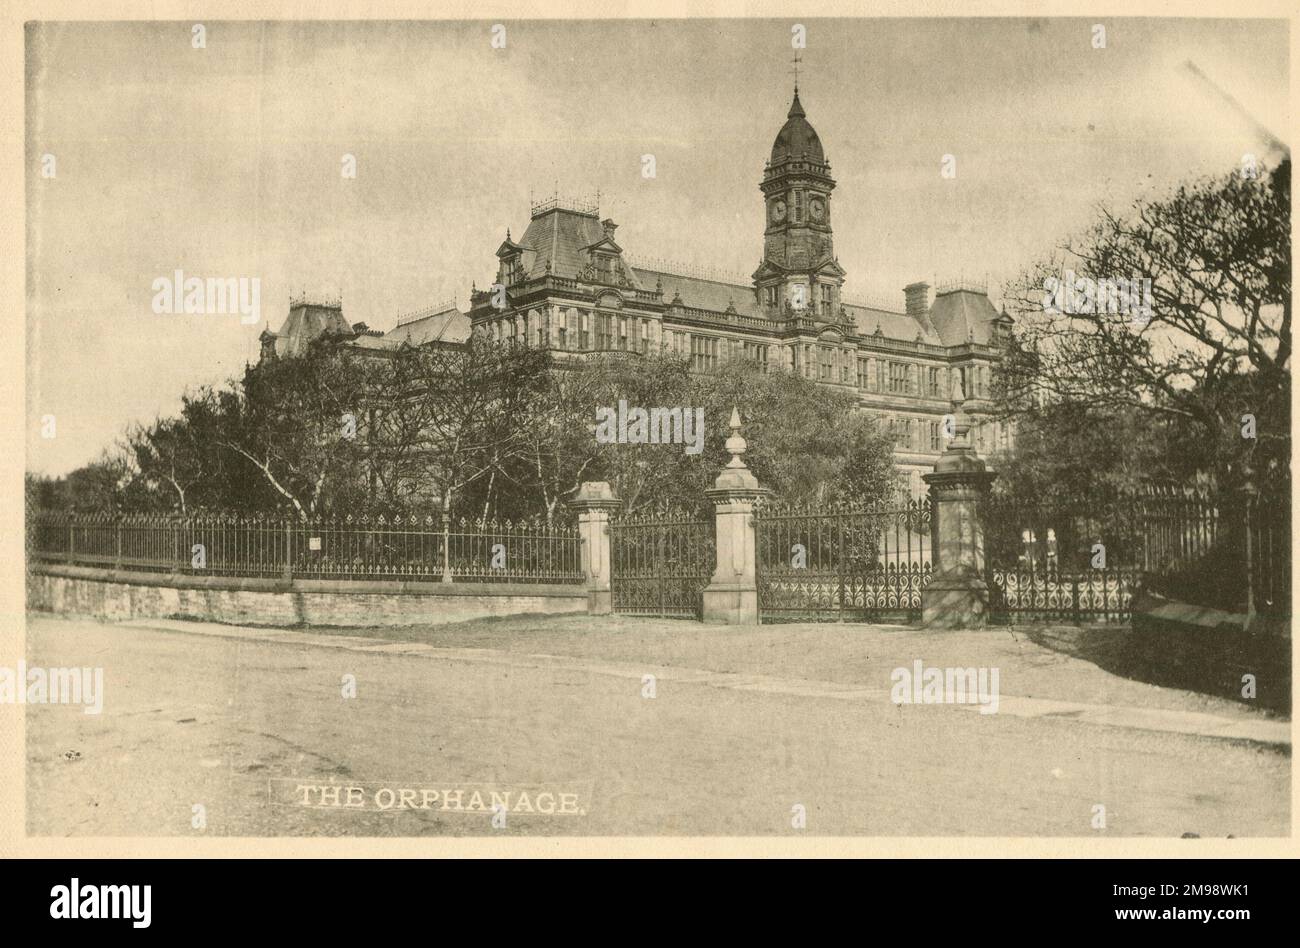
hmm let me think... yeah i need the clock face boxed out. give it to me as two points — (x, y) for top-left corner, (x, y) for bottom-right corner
(810, 197), (826, 221)
(771, 200), (787, 222)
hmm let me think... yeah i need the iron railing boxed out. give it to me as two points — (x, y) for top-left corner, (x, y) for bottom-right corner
(754, 497), (932, 622)
(28, 510), (584, 585)
(980, 483), (1289, 622)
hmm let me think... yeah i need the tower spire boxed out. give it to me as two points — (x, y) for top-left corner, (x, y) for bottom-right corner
(787, 51), (806, 118)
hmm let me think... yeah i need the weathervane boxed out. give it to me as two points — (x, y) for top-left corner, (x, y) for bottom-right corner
(790, 50), (802, 92)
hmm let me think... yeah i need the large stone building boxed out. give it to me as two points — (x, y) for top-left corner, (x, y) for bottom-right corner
(263, 86), (1012, 495)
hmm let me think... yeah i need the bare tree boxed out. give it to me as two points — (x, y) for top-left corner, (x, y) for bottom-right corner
(1000, 160), (1290, 483)
(365, 337), (552, 517)
(218, 340), (372, 519)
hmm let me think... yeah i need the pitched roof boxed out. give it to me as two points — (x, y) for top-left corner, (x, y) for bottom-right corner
(844, 303), (942, 345)
(631, 267), (941, 344)
(631, 268), (763, 318)
(354, 306), (470, 349)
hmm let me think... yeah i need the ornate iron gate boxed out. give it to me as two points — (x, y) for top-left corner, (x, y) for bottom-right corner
(754, 499), (932, 623)
(609, 511), (715, 618)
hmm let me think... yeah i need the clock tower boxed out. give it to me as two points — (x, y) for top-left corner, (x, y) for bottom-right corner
(754, 87), (844, 319)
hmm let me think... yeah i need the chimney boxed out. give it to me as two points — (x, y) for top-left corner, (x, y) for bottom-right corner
(601, 218), (618, 239)
(904, 281), (930, 317)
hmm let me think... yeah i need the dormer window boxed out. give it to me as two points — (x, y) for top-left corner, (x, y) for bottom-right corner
(593, 253), (615, 282)
(502, 254), (522, 285)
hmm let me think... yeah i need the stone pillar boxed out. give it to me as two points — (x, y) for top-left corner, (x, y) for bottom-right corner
(567, 481), (621, 615)
(921, 392), (996, 629)
(1238, 463), (1258, 631)
(702, 408), (769, 624)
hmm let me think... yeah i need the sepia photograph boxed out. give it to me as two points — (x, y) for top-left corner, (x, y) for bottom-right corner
(5, 3), (1294, 879)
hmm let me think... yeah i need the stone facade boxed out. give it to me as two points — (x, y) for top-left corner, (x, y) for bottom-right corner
(263, 87), (1014, 493)
(467, 88), (1012, 494)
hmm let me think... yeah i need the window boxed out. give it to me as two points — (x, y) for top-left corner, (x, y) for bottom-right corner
(819, 347), (833, 380)
(503, 255), (521, 285)
(927, 367), (941, 397)
(743, 342), (769, 370)
(595, 254), (614, 282)
(640, 319), (650, 353)
(889, 362), (910, 394)
(618, 316), (628, 351)
(857, 358), (868, 388)
(691, 335), (718, 371)
(929, 421), (942, 452)
(764, 285), (777, 306)
(793, 190), (803, 223)
(578, 311), (590, 349)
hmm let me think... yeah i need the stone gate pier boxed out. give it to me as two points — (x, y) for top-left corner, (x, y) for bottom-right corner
(702, 408), (769, 624)
(921, 393), (996, 629)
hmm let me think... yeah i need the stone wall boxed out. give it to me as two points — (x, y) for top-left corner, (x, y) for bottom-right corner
(27, 565), (587, 628)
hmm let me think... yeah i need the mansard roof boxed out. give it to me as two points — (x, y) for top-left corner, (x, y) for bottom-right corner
(514, 206), (612, 281)
(270, 301), (352, 358)
(927, 286), (1000, 346)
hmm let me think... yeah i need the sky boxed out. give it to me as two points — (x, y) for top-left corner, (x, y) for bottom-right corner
(25, 17), (1289, 476)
